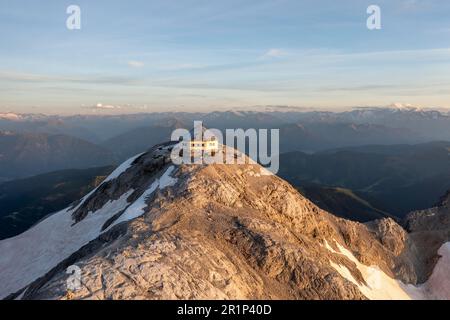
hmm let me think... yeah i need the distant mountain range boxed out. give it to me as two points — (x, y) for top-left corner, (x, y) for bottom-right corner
(278, 141), (450, 219)
(278, 122), (420, 153)
(2, 105), (450, 142)
(0, 131), (116, 181)
(101, 118), (188, 161)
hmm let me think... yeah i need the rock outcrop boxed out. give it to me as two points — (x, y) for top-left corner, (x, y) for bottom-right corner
(403, 192), (450, 282)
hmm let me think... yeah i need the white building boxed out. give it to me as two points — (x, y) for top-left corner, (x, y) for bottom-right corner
(182, 137), (219, 157)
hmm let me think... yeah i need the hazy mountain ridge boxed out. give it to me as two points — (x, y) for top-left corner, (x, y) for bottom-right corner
(295, 184), (395, 222)
(1, 106), (449, 143)
(403, 192), (450, 284)
(278, 142), (450, 218)
(0, 131), (116, 180)
(1, 107), (449, 169)
(101, 118), (189, 161)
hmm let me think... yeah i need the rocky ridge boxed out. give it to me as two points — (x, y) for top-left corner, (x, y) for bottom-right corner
(0, 143), (449, 300)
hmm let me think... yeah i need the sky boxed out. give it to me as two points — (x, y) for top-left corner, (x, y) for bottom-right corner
(0, 0), (450, 114)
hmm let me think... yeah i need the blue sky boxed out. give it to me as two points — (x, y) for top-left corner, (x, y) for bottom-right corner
(0, 0), (450, 114)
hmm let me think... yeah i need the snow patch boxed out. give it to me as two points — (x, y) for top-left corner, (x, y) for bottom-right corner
(65, 152), (144, 215)
(0, 160), (178, 299)
(105, 166), (178, 230)
(159, 165), (177, 189)
(325, 240), (450, 300)
(14, 288), (27, 300)
(325, 240), (421, 299)
(0, 191), (133, 299)
(106, 182), (158, 230)
(421, 242), (450, 299)
(103, 152), (145, 183)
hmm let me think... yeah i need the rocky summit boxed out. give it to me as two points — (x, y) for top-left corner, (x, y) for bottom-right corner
(0, 143), (449, 300)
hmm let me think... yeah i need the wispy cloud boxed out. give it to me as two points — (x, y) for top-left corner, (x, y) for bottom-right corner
(262, 48), (288, 59)
(127, 60), (145, 68)
(0, 70), (142, 86)
(401, 0), (419, 10)
(158, 63), (204, 71)
(88, 103), (122, 111)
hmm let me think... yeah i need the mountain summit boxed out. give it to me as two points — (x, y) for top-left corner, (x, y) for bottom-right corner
(0, 142), (449, 300)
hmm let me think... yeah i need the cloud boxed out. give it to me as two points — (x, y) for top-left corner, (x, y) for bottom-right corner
(0, 70), (142, 86)
(159, 63), (203, 71)
(127, 60), (145, 68)
(92, 103), (121, 110)
(262, 49), (288, 58)
(318, 84), (403, 92)
(402, 0), (419, 9)
(84, 103), (156, 112)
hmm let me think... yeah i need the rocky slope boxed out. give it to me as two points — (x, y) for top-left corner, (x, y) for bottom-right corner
(403, 192), (450, 283)
(0, 143), (449, 300)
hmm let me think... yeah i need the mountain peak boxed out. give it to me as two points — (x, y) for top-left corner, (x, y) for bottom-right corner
(388, 103), (417, 110)
(1, 142), (449, 300)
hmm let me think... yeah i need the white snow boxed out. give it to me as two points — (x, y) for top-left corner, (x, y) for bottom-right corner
(325, 240), (450, 300)
(0, 160), (179, 300)
(106, 182), (158, 230)
(389, 102), (415, 110)
(230, 110), (245, 117)
(421, 242), (450, 299)
(0, 154), (181, 300)
(103, 152), (145, 183)
(14, 288), (27, 300)
(159, 165), (177, 188)
(325, 241), (419, 299)
(45, 151), (144, 218)
(106, 166), (178, 230)
(61, 152), (145, 215)
(0, 191), (133, 299)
